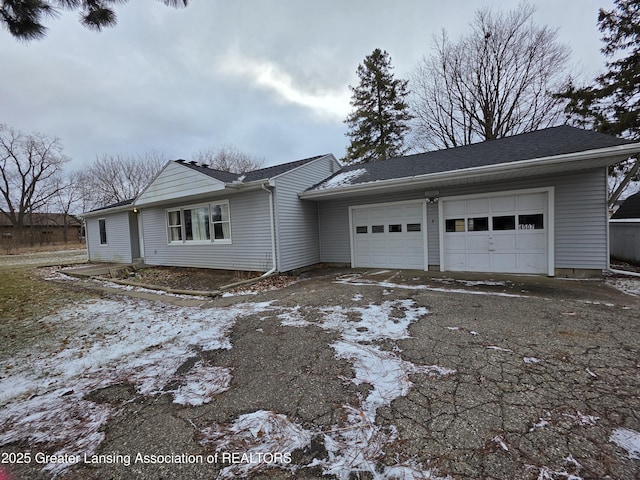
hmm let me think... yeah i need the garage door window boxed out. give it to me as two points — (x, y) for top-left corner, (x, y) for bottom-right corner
(407, 223), (421, 232)
(467, 217), (489, 231)
(446, 219), (465, 232)
(389, 224), (402, 233)
(518, 214), (544, 230)
(493, 215), (516, 231)
(356, 226), (368, 234)
(372, 225), (384, 233)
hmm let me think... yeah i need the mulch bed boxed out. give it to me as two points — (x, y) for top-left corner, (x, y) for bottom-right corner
(131, 267), (261, 292)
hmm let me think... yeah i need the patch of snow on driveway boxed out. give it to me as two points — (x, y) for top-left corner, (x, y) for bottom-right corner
(280, 298), (454, 480)
(610, 427), (640, 460)
(335, 274), (528, 298)
(199, 410), (313, 479)
(0, 297), (275, 475)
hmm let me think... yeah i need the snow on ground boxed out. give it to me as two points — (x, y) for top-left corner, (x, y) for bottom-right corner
(199, 410), (313, 479)
(0, 297), (275, 475)
(607, 277), (640, 297)
(335, 273), (528, 298)
(610, 427), (640, 460)
(277, 298), (455, 479)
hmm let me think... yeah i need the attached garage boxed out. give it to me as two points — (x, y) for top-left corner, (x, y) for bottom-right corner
(304, 127), (640, 277)
(350, 201), (426, 269)
(440, 189), (553, 274)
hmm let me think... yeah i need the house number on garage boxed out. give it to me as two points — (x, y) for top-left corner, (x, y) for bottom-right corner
(518, 224), (536, 230)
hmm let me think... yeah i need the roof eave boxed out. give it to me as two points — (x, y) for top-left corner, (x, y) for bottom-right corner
(80, 203), (134, 218)
(300, 143), (640, 200)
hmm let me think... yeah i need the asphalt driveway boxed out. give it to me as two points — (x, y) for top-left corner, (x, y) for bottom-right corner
(1, 268), (639, 479)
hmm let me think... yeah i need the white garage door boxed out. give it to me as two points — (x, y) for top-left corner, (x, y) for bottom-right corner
(442, 192), (548, 274)
(351, 202), (425, 269)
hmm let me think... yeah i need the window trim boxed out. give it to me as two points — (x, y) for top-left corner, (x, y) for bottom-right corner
(166, 200), (232, 245)
(98, 218), (108, 246)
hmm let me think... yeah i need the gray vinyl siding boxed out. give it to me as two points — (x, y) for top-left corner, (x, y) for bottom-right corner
(85, 212), (133, 263)
(273, 155), (340, 272)
(136, 162), (225, 206)
(141, 189), (273, 271)
(426, 202), (440, 265)
(317, 168), (609, 271)
(610, 221), (640, 264)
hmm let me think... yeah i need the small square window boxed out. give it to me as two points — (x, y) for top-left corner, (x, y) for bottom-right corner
(445, 219), (465, 232)
(389, 224), (402, 233)
(356, 226), (368, 234)
(407, 223), (421, 232)
(372, 225), (384, 233)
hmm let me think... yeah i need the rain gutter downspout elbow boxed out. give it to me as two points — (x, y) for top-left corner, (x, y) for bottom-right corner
(261, 182), (277, 277)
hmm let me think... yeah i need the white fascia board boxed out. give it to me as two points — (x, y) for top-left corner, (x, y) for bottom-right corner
(300, 143), (640, 200)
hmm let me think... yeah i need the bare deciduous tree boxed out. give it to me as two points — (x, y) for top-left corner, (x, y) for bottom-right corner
(0, 124), (69, 241)
(82, 150), (167, 210)
(410, 2), (570, 150)
(191, 145), (264, 173)
(52, 170), (85, 242)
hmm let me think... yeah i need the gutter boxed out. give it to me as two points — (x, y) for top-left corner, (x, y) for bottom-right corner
(300, 143), (640, 200)
(261, 182), (278, 276)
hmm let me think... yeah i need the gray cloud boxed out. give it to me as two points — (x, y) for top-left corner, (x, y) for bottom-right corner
(0, 0), (615, 171)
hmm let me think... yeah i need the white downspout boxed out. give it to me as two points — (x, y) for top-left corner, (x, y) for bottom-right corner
(261, 182), (277, 276)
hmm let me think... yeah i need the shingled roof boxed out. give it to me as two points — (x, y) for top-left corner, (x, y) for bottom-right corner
(177, 155), (326, 183)
(309, 126), (634, 191)
(612, 191), (640, 219)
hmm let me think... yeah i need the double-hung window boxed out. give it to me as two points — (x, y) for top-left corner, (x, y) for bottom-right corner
(167, 200), (231, 244)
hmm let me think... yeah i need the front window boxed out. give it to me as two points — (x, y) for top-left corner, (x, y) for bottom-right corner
(167, 201), (231, 244)
(185, 206), (210, 241)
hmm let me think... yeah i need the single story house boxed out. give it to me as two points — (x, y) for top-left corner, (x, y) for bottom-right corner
(82, 126), (640, 277)
(610, 190), (640, 265)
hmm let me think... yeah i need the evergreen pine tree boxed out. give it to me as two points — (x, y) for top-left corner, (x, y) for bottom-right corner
(560, 0), (639, 140)
(343, 49), (412, 164)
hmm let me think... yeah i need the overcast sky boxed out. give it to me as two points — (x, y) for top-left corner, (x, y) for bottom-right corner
(1, 0), (616, 172)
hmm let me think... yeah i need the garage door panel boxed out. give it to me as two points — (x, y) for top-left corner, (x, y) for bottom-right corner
(443, 200), (466, 216)
(519, 253), (546, 270)
(491, 196), (516, 212)
(444, 253), (466, 269)
(492, 253), (517, 270)
(493, 235), (516, 249)
(467, 235), (490, 250)
(518, 193), (546, 210)
(467, 198), (489, 214)
(445, 235), (466, 250)
(517, 233), (546, 250)
(467, 253), (491, 269)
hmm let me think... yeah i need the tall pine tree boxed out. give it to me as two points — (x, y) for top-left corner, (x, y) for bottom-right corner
(559, 0), (639, 140)
(557, 0), (639, 204)
(343, 49), (412, 164)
